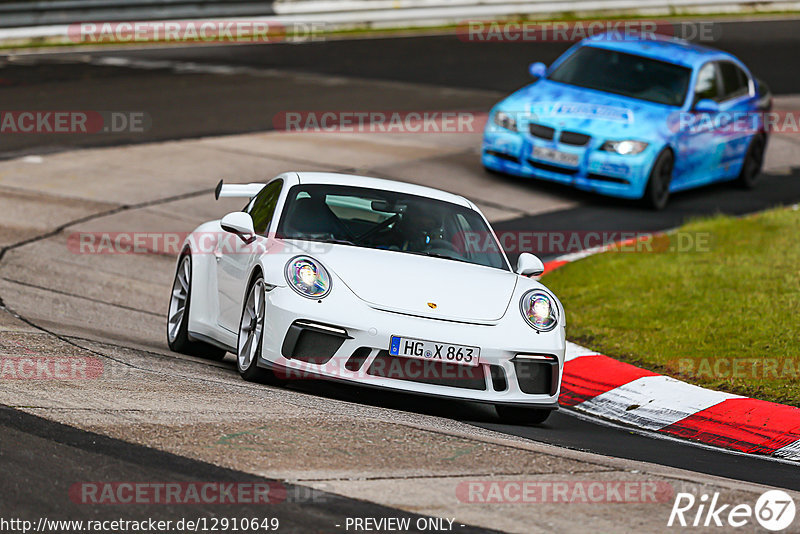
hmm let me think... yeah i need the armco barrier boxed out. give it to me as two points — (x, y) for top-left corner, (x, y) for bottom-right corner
(2, 0), (800, 36)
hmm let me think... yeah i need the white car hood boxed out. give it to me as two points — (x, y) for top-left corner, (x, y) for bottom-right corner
(290, 242), (517, 323)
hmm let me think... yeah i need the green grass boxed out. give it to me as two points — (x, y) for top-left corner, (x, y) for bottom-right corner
(543, 206), (800, 406)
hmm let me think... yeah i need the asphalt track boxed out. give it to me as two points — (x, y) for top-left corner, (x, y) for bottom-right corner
(3, 18), (800, 157)
(85, 18), (800, 94)
(289, 381), (800, 491)
(0, 405), (495, 533)
(1, 17), (799, 525)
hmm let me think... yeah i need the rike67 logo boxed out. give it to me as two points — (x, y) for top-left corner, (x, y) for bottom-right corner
(668, 490), (796, 531)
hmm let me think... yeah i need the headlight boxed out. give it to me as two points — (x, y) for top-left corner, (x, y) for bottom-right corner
(600, 140), (649, 155)
(285, 256), (331, 299)
(493, 111), (517, 131)
(519, 290), (559, 332)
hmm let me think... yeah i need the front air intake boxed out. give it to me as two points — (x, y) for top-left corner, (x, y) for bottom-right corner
(513, 354), (559, 395)
(489, 365), (508, 392)
(367, 351), (486, 390)
(281, 320), (349, 364)
(345, 347), (372, 372)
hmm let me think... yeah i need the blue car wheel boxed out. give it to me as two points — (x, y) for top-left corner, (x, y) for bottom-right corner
(643, 150), (674, 210)
(737, 134), (767, 189)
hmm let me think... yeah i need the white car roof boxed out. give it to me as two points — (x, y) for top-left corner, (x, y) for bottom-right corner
(293, 172), (473, 209)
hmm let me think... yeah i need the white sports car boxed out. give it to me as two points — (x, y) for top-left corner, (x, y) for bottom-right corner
(167, 172), (565, 424)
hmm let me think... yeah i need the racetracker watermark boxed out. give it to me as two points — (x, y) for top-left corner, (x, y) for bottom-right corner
(456, 480), (674, 503)
(69, 482), (286, 505)
(457, 20), (720, 42)
(0, 111), (150, 134)
(0, 357), (103, 380)
(466, 231), (714, 255)
(273, 111), (486, 134)
(68, 230), (713, 257)
(67, 232), (302, 255)
(673, 357), (800, 380)
(669, 110), (800, 135)
(272, 354), (489, 382)
(68, 21), (325, 43)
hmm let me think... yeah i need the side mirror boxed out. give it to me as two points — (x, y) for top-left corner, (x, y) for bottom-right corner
(516, 253), (545, 277)
(529, 62), (547, 79)
(220, 211), (255, 241)
(694, 98), (719, 113)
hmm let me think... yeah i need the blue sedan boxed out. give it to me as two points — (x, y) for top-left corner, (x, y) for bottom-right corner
(481, 32), (772, 209)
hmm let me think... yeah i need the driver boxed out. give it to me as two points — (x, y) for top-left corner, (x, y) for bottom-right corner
(395, 205), (443, 252)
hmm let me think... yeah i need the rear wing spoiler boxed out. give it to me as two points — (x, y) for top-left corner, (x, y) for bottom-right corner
(214, 180), (265, 200)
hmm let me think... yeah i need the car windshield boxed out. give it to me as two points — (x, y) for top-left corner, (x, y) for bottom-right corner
(547, 45), (692, 106)
(276, 184), (509, 271)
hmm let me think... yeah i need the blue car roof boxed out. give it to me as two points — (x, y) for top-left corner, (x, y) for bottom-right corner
(583, 32), (733, 68)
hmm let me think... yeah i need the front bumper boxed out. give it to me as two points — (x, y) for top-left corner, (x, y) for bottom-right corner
(260, 286), (565, 408)
(482, 127), (657, 200)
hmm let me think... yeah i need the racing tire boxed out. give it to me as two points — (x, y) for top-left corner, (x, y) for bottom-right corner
(495, 405), (552, 425)
(167, 254), (226, 360)
(642, 149), (674, 211)
(736, 134), (766, 189)
(236, 274), (283, 385)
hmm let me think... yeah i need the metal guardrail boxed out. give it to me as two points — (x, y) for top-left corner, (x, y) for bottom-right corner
(0, 0), (798, 36)
(0, 0), (275, 28)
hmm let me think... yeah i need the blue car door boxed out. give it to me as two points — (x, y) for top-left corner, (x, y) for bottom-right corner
(715, 61), (758, 180)
(673, 62), (727, 189)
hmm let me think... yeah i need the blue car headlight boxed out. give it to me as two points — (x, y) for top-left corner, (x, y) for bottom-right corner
(519, 290), (558, 332)
(493, 111), (518, 132)
(600, 140), (649, 155)
(285, 256), (331, 299)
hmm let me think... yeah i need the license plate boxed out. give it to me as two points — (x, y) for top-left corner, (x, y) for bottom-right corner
(532, 146), (579, 167)
(389, 336), (480, 367)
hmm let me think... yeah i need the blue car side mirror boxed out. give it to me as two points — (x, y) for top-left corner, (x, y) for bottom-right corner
(529, 62), (547, 79)
(694, 99), (720, 113)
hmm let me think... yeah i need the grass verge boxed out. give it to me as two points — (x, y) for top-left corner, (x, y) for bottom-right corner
(543, 205), (800, 406)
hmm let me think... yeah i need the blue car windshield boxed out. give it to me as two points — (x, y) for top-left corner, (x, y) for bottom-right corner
(548, 46), (692, 106)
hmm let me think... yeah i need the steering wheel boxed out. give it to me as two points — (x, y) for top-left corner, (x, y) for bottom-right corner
(428, 238), (462, 255)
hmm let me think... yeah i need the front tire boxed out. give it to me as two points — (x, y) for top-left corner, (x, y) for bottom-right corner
(495, 405), (552, 425)
(166, 254), (226, 360)
(237, 275), (282, 385)
(642, 149), (674, 210)
(736, 134), (766, 189)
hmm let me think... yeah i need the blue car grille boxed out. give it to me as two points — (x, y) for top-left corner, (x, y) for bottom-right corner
(529, 124), (591, 147)
(559, 131), (591, 146)
(529, 123), (555, 140)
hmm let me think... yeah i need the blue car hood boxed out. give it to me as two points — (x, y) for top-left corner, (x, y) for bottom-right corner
(498, 80), (677, 142)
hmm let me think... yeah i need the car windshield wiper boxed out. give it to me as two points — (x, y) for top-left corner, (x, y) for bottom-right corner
(406, 250), (473, 265)
(289, 236), (359, 247)
(321, 238), (359, 246)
